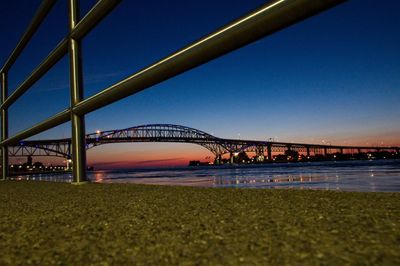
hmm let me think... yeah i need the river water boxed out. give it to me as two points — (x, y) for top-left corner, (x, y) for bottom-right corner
(16, 160), (400, 192)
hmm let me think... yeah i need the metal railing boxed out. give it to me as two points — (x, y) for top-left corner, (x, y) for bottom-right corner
(0, 0), (346, 183)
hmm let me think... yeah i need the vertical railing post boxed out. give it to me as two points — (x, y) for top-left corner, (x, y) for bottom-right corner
(1, 72), (9, 180)
(69, 0), (87, 183)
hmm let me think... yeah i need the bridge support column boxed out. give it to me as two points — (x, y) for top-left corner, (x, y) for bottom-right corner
(306, 147), (310, 158)
(340, 148), (343, 154)
(267, 144), (272, 161)
(1, 72), (8, 180)
(230, 152), (234, 164)
(256, 145), (264, 162)
(286, 145), (292, 159)
(324, 147), (328, 157)
(66, 158), (72, 171)
(214, 154), (222, 165)
(358, 148), (361, 154)
(69, 0), (87, 184)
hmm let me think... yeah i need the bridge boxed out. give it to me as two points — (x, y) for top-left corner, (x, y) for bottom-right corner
(8, 124), (400, 164)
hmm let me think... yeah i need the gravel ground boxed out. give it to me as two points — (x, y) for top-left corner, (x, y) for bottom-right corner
(0, 181), (399, 265)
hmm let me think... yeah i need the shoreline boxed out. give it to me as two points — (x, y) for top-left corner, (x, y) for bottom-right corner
(6, 159), (400, 192)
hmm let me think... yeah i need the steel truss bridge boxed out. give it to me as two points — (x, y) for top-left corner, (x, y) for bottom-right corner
(8, 124), (400, 163)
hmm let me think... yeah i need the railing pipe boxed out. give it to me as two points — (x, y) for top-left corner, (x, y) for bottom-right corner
(73, 0), (347, 116)
(1, 72), (8, 180)
(70, 0), (122, 40)
(69, 0), (87, 183)
(0, 0), (120, 109)
(1, 39), (68, 109)
(0, 0), (57, 73)
(0, 109), (70, 147)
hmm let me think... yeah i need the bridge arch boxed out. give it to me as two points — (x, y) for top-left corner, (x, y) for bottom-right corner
(9, 124), (230, 160)
(86, 124), (229, 158)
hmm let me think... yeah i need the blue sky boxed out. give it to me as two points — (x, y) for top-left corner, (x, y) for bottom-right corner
(1, 0), (399, 167)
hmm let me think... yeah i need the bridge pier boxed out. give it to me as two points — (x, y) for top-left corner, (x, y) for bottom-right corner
(230, 152), (234, 164)
(66, 158), (72, 170)
(214, 154), (222, 165)
(256, 145), (264, 162)
(306, 147), (310, 158)
(267, 144), (272, 161)
(324, 147), (328, 157)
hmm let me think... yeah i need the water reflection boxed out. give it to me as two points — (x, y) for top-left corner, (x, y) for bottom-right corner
(10, 160), (400, 192)
(10, 173), (72, 183)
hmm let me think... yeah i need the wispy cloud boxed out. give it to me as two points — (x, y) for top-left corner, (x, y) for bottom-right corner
(37, 83), (69, 92)
(134, 158), (185, 164)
